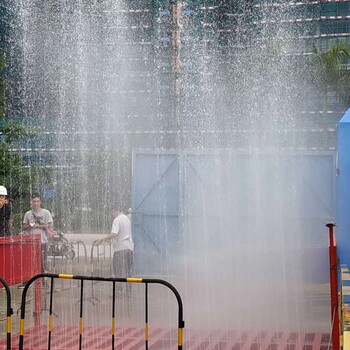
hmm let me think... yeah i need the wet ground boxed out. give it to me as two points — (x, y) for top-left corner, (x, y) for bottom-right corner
(0, 234), (332, 348)
(0, 259), (331, 331)
(0, 270), (332, 349)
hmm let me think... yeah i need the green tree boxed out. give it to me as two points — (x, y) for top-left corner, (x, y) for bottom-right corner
(312, 41), (350, 110)
(0, 50), (6, 118)
(0, 49), (40, 232)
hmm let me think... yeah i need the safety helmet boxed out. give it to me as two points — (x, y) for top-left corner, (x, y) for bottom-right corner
(0, 186), (7, 196)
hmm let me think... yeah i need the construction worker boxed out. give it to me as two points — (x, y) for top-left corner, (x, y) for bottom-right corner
(0, 186), (12, 237)
(96, 208), (134, 295)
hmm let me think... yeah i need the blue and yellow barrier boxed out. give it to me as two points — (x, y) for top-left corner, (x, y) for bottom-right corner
(340, 265), (350, 350)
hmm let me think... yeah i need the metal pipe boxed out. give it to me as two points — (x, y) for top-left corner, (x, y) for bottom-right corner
(0, 277), (12, 350)
(326, 222), (340, 350)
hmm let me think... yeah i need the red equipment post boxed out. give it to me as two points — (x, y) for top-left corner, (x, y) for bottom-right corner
(326, 222), (340, 350)
(0, 234), (42, 326)
(0, 234), (41, 284)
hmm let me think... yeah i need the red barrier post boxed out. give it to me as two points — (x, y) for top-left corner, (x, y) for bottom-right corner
(0, 234), (42, 326)
(0, 234), (41, 284)
(326, 222), (340, 350)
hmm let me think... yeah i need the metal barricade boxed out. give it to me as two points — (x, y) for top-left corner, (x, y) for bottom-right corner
(18, 273), (185, 350)
(72, 240), (87, 263)
(0, 276), (12, 350)
(90, 240), (113, 277)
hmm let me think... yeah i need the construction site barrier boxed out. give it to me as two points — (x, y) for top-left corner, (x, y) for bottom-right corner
(340, 264), (350, 350)
(0, 276), (12, 350)
(90, 240), (113, 276)
(73, 240), (87, 263)
(18, 273), (185, 350)
(0, 234), (41, 285)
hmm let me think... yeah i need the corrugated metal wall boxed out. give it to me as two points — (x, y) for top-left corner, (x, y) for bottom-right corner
(132, 150), (335, 281)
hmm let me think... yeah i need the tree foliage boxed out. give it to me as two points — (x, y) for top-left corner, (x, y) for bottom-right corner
(312, 41), (350, 108)
(0, 50), (6, 118)
(0, 49), (40, 232)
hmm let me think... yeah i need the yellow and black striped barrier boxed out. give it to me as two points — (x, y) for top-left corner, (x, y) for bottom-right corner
(18, 273), (185, 350)
(0, 276), (12, 350)
(341, 265), (350, 350)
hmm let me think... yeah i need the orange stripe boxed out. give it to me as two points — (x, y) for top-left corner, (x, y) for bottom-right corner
(178, 328), (183, 346)
(112, 318), (115, 335)
(6, 316), (11, 333)
(20, 319), (25, 336)
(49, 315), (53, 331)
(127, 278), (142, 283)
(145, 323), (149, 341)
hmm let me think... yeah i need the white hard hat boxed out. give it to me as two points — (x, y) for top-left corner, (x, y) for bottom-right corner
(0, 186), (7, 196)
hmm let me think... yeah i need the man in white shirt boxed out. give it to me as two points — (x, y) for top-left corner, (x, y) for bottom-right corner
(23, 193), (53, 274)
(96, 209), (134, 282)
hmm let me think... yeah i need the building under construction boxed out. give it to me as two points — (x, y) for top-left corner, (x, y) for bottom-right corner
(0, 4), (350, 349)
(0, 0), (348, 230)
(0, 0), (349, 155)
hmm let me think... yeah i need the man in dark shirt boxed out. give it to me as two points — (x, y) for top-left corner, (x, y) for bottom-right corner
(0, 186), (11, 237)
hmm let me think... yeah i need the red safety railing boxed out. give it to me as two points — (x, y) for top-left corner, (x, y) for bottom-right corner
(0, 234), (41, 285)
(326, 222), (340, 350)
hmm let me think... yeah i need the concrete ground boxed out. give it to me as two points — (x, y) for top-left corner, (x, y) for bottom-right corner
(0, 233), (332, 346)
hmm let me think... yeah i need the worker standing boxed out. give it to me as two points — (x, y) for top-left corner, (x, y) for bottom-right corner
(0, 186), (11, 237)
(96, 208), (134, 296)
(23, 193), (54, 273)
